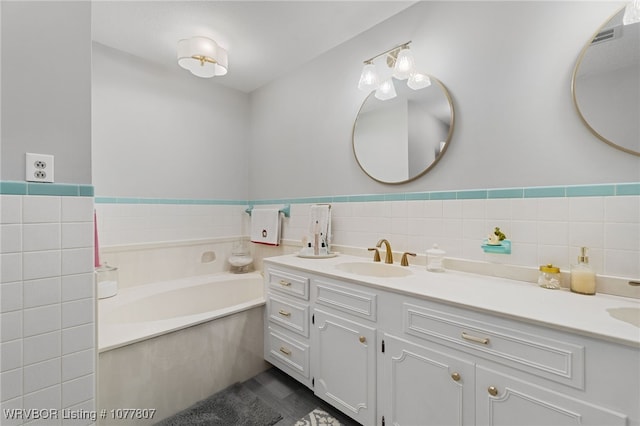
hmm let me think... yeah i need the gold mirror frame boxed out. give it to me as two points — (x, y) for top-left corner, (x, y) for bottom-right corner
(571, 6), (640, 157)
(352, 76), (455, 184)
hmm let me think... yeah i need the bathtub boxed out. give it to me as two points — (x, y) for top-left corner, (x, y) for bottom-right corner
(98, 271), (265, 351)
(98, 272), (269, 424)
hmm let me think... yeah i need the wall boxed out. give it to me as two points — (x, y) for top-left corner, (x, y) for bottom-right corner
(0, 2), (96, 424)
(92, 1), (639, 284)
(92, 43), (251, 200)
(249, 1), (639, 199)
(1, 1), (92, 184)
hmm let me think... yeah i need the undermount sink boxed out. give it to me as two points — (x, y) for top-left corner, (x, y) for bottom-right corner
(335, 261), (413, 278)
(607, 307), (640, 328)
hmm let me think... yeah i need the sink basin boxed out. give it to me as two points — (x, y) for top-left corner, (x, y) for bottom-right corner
(335, 262), (412, 278)
(607, 307), (640, 328)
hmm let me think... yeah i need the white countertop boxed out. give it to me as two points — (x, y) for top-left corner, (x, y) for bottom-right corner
(264, 254), (640, 348)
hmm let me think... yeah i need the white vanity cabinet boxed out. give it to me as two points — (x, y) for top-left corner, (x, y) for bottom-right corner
(264, 266), (312, 387)
(381, 295), (631, 426)
(263, 256), (640, 426)
(379, 333), (475, 426)
(312, 278), (379, 426)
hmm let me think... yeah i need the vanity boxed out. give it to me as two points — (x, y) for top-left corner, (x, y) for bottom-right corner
(263, 254), (640, 426)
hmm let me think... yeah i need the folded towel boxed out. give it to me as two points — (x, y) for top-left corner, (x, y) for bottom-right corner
(250, 208), (281, 246)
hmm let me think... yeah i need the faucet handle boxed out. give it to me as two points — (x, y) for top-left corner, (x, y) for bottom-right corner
(401, 252), (416, 266)
(368, 247), (381, 262)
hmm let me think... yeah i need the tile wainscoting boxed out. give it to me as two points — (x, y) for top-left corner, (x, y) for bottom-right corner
(93, 183), (639, 280)
(1, 184), (96, 426)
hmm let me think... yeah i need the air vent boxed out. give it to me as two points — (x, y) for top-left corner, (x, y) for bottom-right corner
(591, 26), (620, 45)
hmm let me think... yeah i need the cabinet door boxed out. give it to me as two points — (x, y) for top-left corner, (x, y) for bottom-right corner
(476, 366), (627, 426)
(313, 309), (376, 426)
(381, 334), (475, 426)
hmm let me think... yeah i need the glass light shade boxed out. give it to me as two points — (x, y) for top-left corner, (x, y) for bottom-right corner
(374, 78), (397, 100)
(393, 48), (415, 80)
(623, 0), (640, 25)
(358, 63), (380, 91)
(408, 72), (432, 90)
(177, 36), (228, 78)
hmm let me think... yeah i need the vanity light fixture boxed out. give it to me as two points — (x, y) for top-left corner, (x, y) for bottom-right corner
(357, 41), (431, 100)
(375, 77), (397, 100)
(177, 36), (228, 78)
(623, 0), (640, 25)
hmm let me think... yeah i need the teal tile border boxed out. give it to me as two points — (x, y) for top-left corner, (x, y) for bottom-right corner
(3, 181), (638, 204)
(615, 183), (640, 196)
(0, 181), (94, 197)
(94, 197), (248, 206)
(566, 184), (615, 197)
(524, 186), (566, 198)
(488, 188), (524, 199)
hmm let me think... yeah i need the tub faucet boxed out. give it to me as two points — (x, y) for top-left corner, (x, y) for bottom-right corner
(376, 239), (393, 264)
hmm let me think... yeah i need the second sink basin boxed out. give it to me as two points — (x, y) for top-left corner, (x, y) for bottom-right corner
(607, 307), (640, 328)
(335, 261), (412, 278)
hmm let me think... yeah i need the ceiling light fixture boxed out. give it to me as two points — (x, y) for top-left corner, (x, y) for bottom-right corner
(177, 36), (228, 78)
(357, 41), (431, 100)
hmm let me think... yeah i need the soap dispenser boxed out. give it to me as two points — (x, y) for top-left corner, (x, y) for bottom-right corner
(570, 247), (596, 295)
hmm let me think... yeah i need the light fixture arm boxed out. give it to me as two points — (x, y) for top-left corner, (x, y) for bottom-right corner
(362, 41), (411, 65)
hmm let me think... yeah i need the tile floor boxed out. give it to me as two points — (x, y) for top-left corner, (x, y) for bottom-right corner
(243, 366), (362, 426)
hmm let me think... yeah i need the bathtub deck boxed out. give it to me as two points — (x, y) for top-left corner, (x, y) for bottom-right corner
(244, 367), (361, 426)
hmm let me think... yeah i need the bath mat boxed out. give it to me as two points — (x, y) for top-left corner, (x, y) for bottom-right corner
(294, 408), (342, 426)
(154, 382), (282, 426)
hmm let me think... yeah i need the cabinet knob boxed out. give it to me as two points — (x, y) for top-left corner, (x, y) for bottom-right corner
(359, 336), (366, 343)
(488, 386), (499, 396)
(451, 372), (461, 382)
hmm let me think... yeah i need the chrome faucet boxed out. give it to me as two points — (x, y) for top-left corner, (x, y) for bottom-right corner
(376, 239), (393, 264)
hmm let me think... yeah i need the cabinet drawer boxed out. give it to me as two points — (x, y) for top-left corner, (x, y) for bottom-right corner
(267, 328), (310, 379)
(267, 268), (309, 300)
(403, 303), (585, 389)
(268, 295), (309, 337)
(315, 279), (377, 321)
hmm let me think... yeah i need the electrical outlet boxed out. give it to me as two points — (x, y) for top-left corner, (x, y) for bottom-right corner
(25, 153), (54, 183)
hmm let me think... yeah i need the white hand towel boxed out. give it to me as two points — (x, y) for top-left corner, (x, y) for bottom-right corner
(250, 208), (281, 246)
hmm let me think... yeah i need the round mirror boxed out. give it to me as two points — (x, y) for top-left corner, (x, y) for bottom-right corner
(352, 76), (455, 184)
(572, 7), (640, 156)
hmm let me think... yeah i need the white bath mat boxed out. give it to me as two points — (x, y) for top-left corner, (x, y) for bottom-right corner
(294, 408), (342, 426)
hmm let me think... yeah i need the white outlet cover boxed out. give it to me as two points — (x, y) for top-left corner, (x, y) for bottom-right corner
(25, 153), (54, 183)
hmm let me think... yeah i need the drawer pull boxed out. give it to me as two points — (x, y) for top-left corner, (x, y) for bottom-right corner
(359, 336), (367, 344)
(451, 372), (461, 382)
(279, 279), (292, 287)
(279, 347), (292, 356)
(488, 386), (499, 396)
(278, 309), (291, 317)
(461, 331), (490, 345)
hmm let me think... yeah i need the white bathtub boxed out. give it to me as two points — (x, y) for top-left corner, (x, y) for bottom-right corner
(98, 271), (269, 424)
(98, 272), (265, 352)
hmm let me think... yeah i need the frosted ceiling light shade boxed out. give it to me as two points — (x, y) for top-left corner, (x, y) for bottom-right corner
(375, 78), (397, 100)
(177, 36), (228, 78)
(358, 62), (380, 91)
(393, 47), (415, 80)
(408, 72), (431, 90)
(623, 0), (640, 25)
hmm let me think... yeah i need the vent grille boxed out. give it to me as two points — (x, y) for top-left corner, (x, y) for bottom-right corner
(591, 27), (619, 45)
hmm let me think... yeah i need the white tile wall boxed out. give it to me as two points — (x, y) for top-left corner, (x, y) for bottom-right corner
(95, 194), (639, 280)
(0, 194), (95, 425)
(94, 203), (245, 246)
